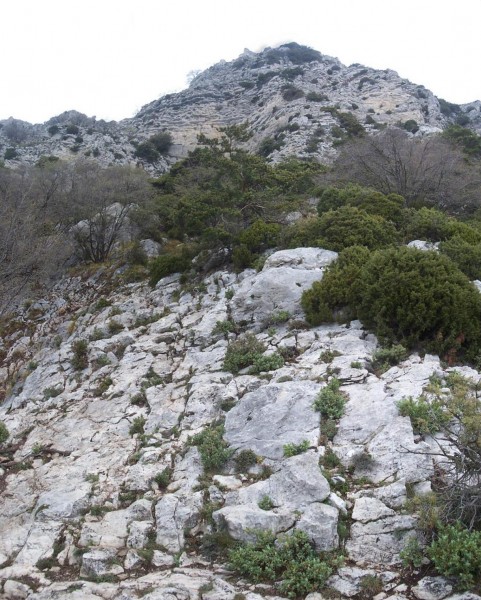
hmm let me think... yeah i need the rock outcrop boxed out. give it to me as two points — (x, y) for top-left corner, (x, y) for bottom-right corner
(0, 248), (479, 599)
(2, 43), (481, 174)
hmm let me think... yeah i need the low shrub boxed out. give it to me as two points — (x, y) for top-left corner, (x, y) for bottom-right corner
(191, 423), (233, 472)
(129, 416), (146, 436)
(0, 422), (9, 445)
(234, 449), (258, 472)
(229, 530), (342, 598)
(302, 246), (481, 361)
(428, 524), (481, 589)
(316, 206), (399, 251)
(314, 378), (346, 419)
(397, 395), (449, 434)
(154, 466), (173, 490)
(281, 85), (305, 101)
(71, 339), (89, 370)
(371, 344), (408, 373)
(249, 352), (284, 374)
(440, 236), (481, 280)
(223, 334), (266, 374)
(149, 254), (191, 286)
(283, 439), (310, 457)
(258, 495), (275, 510)
(317, 185), (405, 225)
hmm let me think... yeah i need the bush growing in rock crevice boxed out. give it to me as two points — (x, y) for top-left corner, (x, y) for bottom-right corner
(229, 530), (343, 598)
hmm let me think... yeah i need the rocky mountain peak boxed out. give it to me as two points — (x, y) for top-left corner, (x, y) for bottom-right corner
(1, 42), (481, 174)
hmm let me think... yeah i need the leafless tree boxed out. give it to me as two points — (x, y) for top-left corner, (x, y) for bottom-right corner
(0, 166), (67, 314)
(66, 162), (153, 262)
(331, 128), (481, 212)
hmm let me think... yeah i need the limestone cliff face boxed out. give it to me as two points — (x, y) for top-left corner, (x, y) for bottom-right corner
(2, 43), (481, 174)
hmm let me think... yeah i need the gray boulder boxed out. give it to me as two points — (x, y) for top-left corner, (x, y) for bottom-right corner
(224, 381), (320, 460)
(231, 248), (337, 325)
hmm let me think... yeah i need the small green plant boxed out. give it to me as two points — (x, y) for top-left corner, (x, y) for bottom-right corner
(350, 361), (362, 369)
(321, 448), (342, 469)
(71, 339), (88, 370)
(130, 392), (147, 407)
(359, 574), (384, 597)
(234, 449), (258, 472)
(95, 297), (111, 310)
(93, 377), (113, 397)
(397, 395), (449, 434)
(191, 423), (233, 472)
(249, 352), (284, 374)
(258, 495), (275, 511)
(129, 416), (146, 436)
(314, 378), (346, 419)
(400, 536), (424, 569)
(141, 367), (163, 389)
(89, 327), (107, 341)
(107, 320), (124, 335)
(283, 440), (310, 457)
(371, 344), (408, 373)
(153, 466), (173, 490)
(212, 320), (237, 336)
(322, 419), (338, 441)
(320, 349), (342, 363)
(428, 524), (481, 589)
(225, 288), (234, 300)
(263, 310), (291, 327)
(223, 334), (266, 374)
(43, 386), (62, 399)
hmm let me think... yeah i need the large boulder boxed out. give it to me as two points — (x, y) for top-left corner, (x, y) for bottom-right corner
(231, 248), (337, 325)
(224, 381), (320, 460)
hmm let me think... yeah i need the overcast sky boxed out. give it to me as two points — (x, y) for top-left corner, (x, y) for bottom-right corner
(2, 0), (481, 124)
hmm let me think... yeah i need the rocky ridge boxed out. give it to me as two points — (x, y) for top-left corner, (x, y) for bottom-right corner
(0, 247), (480, 599)
(2, 43), (481, 174)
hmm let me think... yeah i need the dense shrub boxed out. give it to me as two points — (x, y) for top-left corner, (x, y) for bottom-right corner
(402, 207), (457, 242)
(357, 248), (481, 359)
(4, 148), (18, 160)
(149, 132), (173, 154)
(314, 378), (346, 418)
(223, 334), (266, 373)
(337, 112), (365, 137)
(135, 141), (159, 163)
(301, 246), (369, 325)
(306, 91), (328, 102)
(233, 220), (281, 267)
(316, 206), (399, 251)
(71, 339), (89, 370)
(317, 185), (405, 224)
(282, 85), (305, 101)
(191, 423), (232, 472)
(428, 525), (481, 589)
(302, 246), (481, 361)
(0, 422), (9, 445)
(281, 217), (324, 248)
(403, 119), (419, 133)
(258, 136), (285, 157)
(439, 236), (481, 279)
(149, 253), (191, 286)
(443, 124), (481, 157)
(229, 530), (342, 598)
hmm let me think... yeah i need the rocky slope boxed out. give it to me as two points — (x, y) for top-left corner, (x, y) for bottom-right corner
(2, 43), (481, 175)
(0, 247), (479, 599)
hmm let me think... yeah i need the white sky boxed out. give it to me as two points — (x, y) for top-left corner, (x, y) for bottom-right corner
(2, 0), (481, 124)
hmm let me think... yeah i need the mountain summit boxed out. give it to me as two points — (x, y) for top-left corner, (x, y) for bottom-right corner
(1, 42), (480, 173)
